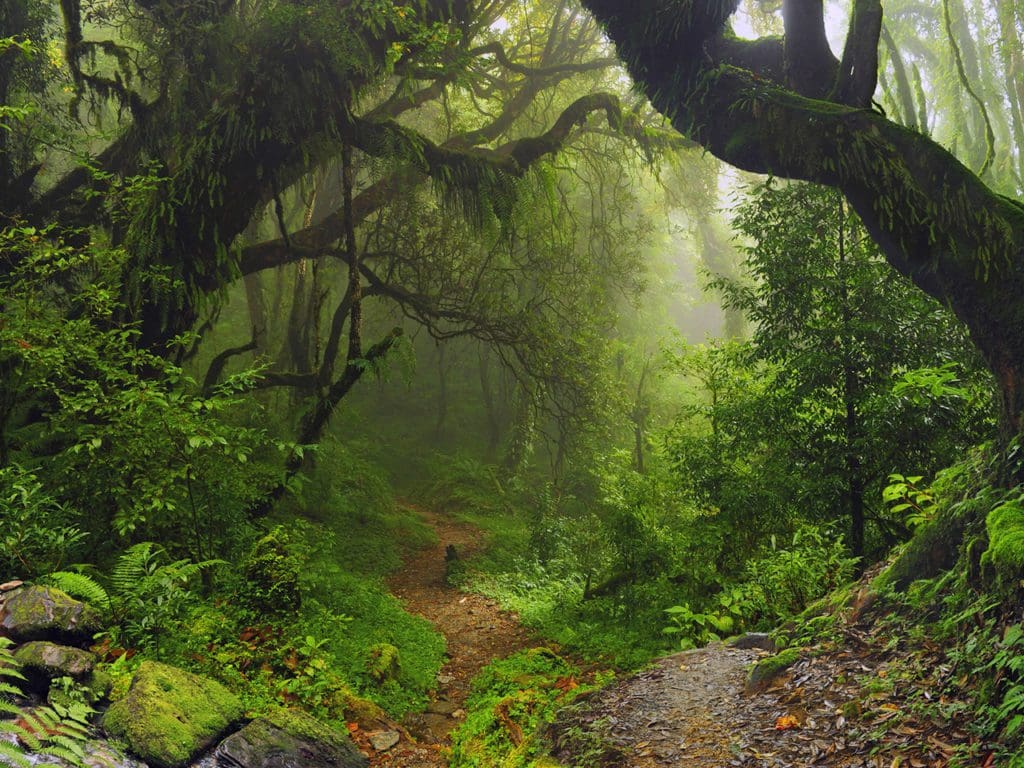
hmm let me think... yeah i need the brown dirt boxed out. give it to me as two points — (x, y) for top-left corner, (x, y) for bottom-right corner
(357, 504), (534, 768)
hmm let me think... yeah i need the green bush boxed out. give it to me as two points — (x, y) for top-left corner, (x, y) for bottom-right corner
(0, 466), (86, 577)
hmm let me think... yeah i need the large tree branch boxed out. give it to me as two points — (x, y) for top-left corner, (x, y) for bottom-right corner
(238, 92), (646, 277)
(201, 337), (258, 396)
(582, 0), (1024, 433)
(296, 328), (405, 448)
(782, 0), (839, 98)
(466, 41), (618, 78)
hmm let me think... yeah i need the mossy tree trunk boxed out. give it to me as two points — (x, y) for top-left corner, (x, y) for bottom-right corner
(580, 0), (1024, 446)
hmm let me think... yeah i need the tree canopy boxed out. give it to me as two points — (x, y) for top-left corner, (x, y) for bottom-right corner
(579, 0), (1024, 442)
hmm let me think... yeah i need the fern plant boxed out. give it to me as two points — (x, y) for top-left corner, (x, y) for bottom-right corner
(106, 542), (223, 658)
(0, 638), (91, 768)
(42, 571), (111, 613)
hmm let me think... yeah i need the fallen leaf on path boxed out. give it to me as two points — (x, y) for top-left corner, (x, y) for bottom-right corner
(775, 715), (800, 730)
(555, 676), (579, 692)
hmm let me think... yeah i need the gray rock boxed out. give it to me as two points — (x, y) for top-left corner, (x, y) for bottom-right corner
(214, 709), (367, 768)
(0, 586), (102, 644)
(425, 700), (457, 716)
(728, 633), (777, 652)
(15, 640), (96, 678)
(368, 731), (399, 752)
(11, 738), (148, 768)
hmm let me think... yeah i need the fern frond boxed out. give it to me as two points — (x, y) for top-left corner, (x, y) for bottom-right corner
(0, 740), (31, 768)
(40, 735), (86, 758)
(19, 711), (49, 736)
(111, 542), (159, 595)
(10, 728), (40, 752)
(44, 572), (111, 611)
(0, 673), (26, 690)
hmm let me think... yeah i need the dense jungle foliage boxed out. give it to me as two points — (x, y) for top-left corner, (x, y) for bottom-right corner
(2, 0), (1024, 766)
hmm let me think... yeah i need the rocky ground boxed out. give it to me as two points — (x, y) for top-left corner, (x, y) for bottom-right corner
(2, 515), (990, 768)
(552, 621), (982, 767)
(353, 511), (987, 768)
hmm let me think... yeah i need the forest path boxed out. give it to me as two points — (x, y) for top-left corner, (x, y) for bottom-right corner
(553, 630), (977, 767)
(357, 509), (977, 768)
(361, 504), (533, 768)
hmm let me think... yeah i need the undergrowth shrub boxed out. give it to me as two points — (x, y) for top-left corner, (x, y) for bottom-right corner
(426, 453), (513, 516)
(742, 524), (856, 625)
(449, 648), (610, 768)
(0, 466), (86, 577)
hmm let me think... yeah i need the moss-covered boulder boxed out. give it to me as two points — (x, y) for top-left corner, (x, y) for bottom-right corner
(214, 708), (368, 768)
(102, 661), (244, 768)
(745, 648), (802, 693)
(0, 585), (102, 643)
(15, 640), (95, 678)
(982, 499), (1024, 582)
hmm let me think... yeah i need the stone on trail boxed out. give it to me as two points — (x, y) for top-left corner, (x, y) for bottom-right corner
(368, 730), (400, 752)
(728, 632), (777, 653)
(745, 647), (802, 693)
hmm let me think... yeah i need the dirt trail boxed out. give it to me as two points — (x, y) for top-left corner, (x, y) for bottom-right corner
(555, 644), (762, 766)
(554, 630), (978, 767)
(354, 508), (979, 768)
(361, 504), (533, 767)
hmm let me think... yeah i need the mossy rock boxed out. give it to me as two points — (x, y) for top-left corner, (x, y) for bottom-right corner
(881, 494), (984, 591)
(0, 585), (102, 644)
(85, 667), (114, 701)
(15, 640), (96, 678)
(214, 708), (368, 768)
(367, 642), (400, 683)
(102, 660), (244, 768)
(982, 499), (1024, 582)
(342, 690), (387, 728)
(745, 648), (801, 693)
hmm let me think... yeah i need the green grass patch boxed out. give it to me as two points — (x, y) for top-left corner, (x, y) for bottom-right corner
(449, 648), (611, 768)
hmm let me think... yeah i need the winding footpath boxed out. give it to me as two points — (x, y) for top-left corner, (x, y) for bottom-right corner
(364, 505), (533, 767)
(360, 510), (978, 767)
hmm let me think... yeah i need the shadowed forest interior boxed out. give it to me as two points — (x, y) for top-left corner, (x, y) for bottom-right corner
(2, 0), (1024, 766)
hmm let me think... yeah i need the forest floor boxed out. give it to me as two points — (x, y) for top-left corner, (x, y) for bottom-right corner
(354, 511), (983, 767)
(354, 504), (534, 767)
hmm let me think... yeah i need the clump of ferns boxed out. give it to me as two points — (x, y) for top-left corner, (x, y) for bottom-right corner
(0, 638), (91, 768)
